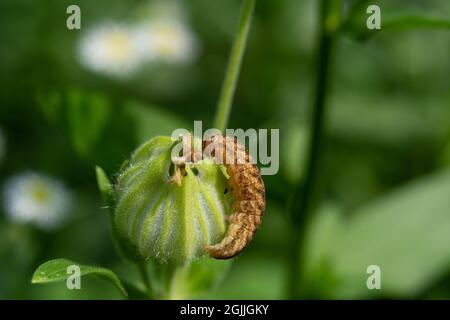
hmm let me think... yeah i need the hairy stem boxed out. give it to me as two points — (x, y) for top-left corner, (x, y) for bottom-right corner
(287, 0), (340, 299)
(213, 0), (256, 131)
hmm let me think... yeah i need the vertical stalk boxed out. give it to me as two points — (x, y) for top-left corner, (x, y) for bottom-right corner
(137, 262), (153, 299)
(213, 0), (256, 131)
(287, 0), (340, 299)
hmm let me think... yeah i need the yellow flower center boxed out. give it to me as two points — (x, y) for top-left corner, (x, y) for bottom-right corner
(31, 182), (50, 204)
(154, 26), (181, 56)
(105, 31), (132, 62)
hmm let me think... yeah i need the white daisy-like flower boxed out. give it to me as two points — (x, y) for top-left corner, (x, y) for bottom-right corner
(2, 172), (72, 230)
(78, 23), (142, 78)
(134, 19), (199, 64)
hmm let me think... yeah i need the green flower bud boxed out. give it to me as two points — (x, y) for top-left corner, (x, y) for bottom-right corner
(114, 136), (232, 265)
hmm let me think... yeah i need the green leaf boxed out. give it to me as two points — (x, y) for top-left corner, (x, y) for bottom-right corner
(37, 88), (112, 157)
(95, 165), (114, 210)
(329, 168), (450, 298)
(32, 259), (128, 298)
(95, 166), (143, 263)
(66, 89), (111, 156)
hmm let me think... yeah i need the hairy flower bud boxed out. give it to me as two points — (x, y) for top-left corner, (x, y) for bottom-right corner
(114, 136), (232, 265)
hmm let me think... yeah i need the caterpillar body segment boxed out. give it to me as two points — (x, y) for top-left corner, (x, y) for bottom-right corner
(202, 135), (266, 259)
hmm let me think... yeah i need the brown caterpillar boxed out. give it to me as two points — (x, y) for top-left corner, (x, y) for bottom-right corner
(202, 135), (266, 259)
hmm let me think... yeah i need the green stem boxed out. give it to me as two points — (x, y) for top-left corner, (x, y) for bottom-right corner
(287, 0), (340, 299)
(137, 261), (153, 299)
(164, 265), (180, 300)
(213, 0), (256, 131)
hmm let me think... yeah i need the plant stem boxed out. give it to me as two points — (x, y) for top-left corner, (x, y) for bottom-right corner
(137, 261), (153, 299)
(213, 0), (256, 131)
(164, 265), (181, 300)
(287, 0), (340, 299)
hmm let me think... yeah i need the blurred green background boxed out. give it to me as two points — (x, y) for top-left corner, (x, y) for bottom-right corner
(0, 0), (449, 299)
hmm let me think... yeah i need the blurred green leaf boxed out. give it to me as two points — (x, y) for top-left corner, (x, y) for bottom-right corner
(31, 259), (128, 298)
(330, 167), (450, 298)
(38, 88), (112, 157)
(38, 90), (62, 124)
(66, 89), (111, 156)
(125, 100), (189, 144)
(0, 223), (38, 299)
(38, 88), (188, 169)
(301, 204), (343, 298)
(329, 94), (439, 147)
(206, 254), (285, 300)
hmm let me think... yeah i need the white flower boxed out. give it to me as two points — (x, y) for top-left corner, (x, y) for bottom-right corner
(77, 1), (199, 77)
(78, 23), (142, 78)
(134, 19), (199, 64)
(2, 172), (72, 230)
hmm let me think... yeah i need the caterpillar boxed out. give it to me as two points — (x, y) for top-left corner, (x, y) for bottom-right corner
(202, 135), (266, 259)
